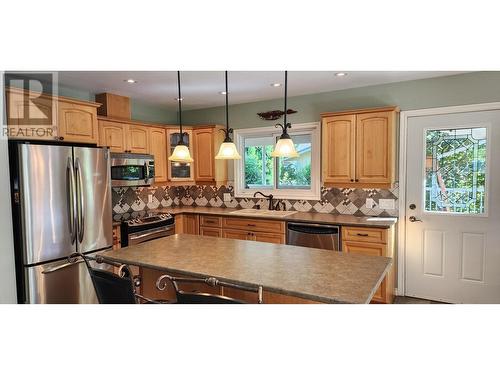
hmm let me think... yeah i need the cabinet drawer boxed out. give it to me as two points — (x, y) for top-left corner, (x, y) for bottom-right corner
(200, 215), (222, 228)
(222, 217), (285, 234)
(200, 227), (222, 237)
(342, 241), (386, 257)
(342, 226), (387, 243)
(253, 232), (286, 244)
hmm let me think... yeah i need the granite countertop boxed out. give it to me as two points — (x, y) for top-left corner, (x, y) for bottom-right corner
(102, 234), (392, 304)
(113, 206), (397, 228)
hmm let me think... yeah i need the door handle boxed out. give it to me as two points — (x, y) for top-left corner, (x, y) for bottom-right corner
(75, 158), (85, 243)
(409, 216), (422, 222)
(66, 157), (77, 244)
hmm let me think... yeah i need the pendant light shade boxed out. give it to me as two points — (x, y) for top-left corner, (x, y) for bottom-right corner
(271, 71), (299, 158)
(215, 71), (241, 160)
(169, 71), (194, 163)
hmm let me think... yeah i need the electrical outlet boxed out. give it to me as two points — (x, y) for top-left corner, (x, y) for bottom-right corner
(223, 193), (232, 202)
(148, 194), (153, 204)
(366, 198), (375, 209)
(379, 199), (395, 210)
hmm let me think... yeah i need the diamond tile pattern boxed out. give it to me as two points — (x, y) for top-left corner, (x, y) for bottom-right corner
(112, 183), (399, 218)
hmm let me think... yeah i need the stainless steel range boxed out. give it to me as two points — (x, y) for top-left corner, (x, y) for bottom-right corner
(120, 213), (175, 247)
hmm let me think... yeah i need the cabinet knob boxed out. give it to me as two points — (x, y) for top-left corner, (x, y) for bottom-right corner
(350, 179), (354, 182)
(355, 179), (359, 182)
(55, 136), (64, 141)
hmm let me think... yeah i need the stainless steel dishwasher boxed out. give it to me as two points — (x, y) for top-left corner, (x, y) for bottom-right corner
(287, 222), (341, 251)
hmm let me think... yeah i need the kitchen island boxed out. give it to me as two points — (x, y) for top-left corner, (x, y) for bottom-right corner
(102, 234), (392, 304)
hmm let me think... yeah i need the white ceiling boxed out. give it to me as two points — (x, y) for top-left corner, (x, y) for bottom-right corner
(57, 71), (466, 110)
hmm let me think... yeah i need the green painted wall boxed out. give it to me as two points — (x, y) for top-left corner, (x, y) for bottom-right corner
(183, 72), (500, 128)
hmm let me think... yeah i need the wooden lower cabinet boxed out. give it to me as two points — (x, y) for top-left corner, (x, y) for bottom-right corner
(175, 214), (199, 235)
(222, 228), (251, 241)
(342, 226), (395, 304)
(199, 227), (222, 237)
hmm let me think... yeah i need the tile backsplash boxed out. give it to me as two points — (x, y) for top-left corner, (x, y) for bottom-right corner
(112, 184), (399, 221)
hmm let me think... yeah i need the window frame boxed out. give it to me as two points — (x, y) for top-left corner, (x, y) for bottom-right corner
(234, 122), (321, 200)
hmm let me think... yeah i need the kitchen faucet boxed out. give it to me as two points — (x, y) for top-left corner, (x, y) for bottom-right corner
(253, 191), (286, 211)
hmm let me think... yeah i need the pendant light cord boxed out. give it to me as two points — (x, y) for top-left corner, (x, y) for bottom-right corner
(177, 70), (183, 139)
(225, 70), (229, 133)
(284, 70), (288, 126)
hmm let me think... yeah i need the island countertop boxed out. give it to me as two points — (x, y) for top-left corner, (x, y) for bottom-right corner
(102, 234), (392, 304)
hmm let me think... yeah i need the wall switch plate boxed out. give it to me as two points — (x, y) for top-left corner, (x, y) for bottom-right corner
(148, 194), (153, 204)
(223, 193), (232, 202)
(379, 199), (395, 210)
(366, 198), (375, 209)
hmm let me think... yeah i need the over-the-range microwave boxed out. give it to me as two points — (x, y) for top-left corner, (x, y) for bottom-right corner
(110, 153), (155, 187)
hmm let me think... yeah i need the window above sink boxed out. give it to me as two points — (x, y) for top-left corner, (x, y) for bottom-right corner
(233, 122), (321, 200)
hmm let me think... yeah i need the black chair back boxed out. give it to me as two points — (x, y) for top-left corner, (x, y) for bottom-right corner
(88, 267), (137, 304)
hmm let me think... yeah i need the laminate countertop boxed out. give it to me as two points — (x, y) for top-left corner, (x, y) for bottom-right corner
(113, 206), (397, 228)
(102, 234), (392, 304)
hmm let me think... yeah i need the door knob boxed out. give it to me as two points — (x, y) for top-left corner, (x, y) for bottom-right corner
(409, 216), (422, 222)
(409, 204), (416, 210)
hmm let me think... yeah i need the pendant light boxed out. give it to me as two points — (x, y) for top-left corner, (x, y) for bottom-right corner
(215, 71), (241, 160)
(168, 71), (194, 162)
(270, 71), (299, 158)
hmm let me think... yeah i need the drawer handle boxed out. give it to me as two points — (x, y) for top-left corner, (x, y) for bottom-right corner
(356, 233), (369, 237)
(205, 220), (217, 224)
(247, 223), (256, 226)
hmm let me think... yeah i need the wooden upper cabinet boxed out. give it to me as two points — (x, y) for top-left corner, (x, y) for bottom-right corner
(148, 127), (167, 183)
(98, 120), (126, 152)
(193, 128), (215, 182)
(95, 93), (131, 119)
(58, 101), (99, 144)
(322, 114), (356, 184)
(321, 107), (397, 188)
(127, 125), (149, 154)
(355, 111), (395, 184)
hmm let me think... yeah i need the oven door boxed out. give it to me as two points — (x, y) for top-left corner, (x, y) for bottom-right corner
(128, 224), (175, 246)
(110, 154), (155, 186)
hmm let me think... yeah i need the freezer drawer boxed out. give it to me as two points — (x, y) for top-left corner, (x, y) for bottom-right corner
(25, 252), (112, 304)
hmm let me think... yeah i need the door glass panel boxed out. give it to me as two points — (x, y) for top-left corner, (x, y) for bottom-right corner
(424, 127), (487, 214)
(170, 132), (191, 178)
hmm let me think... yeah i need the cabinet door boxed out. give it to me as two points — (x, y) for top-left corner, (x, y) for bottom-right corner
(253, 232), (286, 244)
(5, 89), (57, 140)
(98, 120), (126, 152)
(322, 115), (356, 184)
(193, 128), (215, 182)
(167, 129), (194, 181)
(127, 125), (149, 154)
(148, 127), (167, 183)
(343, 241), (386, 302)
(199, 227), (222, 237)
(355, 111), (394, 184)
(58, 101), (98, 144)
(222, 228), (251, 241)
(183, 214), (199, 235)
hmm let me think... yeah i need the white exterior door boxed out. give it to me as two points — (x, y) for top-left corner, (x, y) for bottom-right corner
(405, 109), (500, 303)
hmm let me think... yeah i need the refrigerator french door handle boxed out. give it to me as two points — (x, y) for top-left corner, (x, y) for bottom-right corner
(75, 158), (85, 243)
(66, 157), (77, 244)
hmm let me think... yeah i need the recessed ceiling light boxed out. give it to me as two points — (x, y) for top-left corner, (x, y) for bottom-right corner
(271, 83), (282, 87)
(334, 72), (347, 77)
(219, 91), (227, 95)
(175, 97), (184, 101)
(124, 79), (137, 83)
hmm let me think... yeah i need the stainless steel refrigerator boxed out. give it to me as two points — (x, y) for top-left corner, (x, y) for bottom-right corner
(9, 142), (113, 303)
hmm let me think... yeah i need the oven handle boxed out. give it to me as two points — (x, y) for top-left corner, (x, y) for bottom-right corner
(129, 227), (174, 241)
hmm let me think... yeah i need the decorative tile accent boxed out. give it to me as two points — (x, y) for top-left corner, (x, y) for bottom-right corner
(112, 182), (399, 218)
